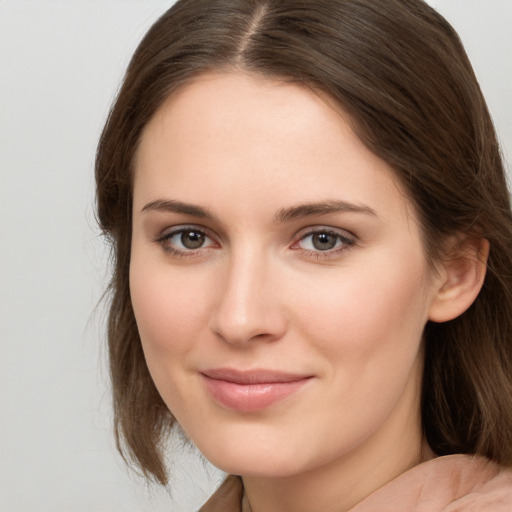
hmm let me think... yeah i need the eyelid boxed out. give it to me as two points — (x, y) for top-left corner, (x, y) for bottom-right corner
(157, 223), (215, 240)
(293, 225), (356, 242)
(290, 225), (357, 254)
(155, 224), (220, 255)
(153, 223), (356, 259)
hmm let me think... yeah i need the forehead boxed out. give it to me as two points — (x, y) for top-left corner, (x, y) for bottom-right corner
(133, 72), (415, 227)
(135, 72), (347, 173)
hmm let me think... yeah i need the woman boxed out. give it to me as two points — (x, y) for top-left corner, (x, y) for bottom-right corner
(95, 0), (512, 510)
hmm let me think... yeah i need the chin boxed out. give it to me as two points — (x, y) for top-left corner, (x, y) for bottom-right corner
(191, 428), (314, 478)
(210, 455), (306, 478)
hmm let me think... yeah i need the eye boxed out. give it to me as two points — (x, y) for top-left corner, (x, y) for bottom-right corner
(156, 226), (217, 255)
(293, 228), (355, 254)
(178, 230), (206, 249)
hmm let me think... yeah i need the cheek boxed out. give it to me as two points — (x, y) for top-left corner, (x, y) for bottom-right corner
(293, 261), (431, 363)
(129, 258), (218, 419)
(129, 257), (211, 367)
(289, 262), (430, 436)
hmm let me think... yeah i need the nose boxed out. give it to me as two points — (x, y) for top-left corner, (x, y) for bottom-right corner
(209, 249), (288, 346)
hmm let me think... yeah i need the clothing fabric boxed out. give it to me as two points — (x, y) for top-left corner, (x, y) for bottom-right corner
(198, 474), (245, 512)
(198, 455), (512, 511)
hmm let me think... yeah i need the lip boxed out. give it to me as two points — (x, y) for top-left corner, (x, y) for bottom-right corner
(201, 368), (313, 412)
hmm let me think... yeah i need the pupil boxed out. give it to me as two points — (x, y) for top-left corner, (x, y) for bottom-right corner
(312, 232), (336, 250)
(181, 230), (205, 249)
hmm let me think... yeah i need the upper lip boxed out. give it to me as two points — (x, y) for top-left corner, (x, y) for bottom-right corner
(201, 368), (312, 385)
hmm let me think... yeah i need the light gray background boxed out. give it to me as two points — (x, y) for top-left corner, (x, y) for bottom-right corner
(0, 1), (510, 511)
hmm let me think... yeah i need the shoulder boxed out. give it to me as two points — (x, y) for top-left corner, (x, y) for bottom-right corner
(350, 454), (512, 512)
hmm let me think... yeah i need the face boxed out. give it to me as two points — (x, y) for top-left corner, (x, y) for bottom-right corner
(130, 72), (443, 478)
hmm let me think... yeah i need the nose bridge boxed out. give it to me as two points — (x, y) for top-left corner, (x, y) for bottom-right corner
(210, 243), (285, 345)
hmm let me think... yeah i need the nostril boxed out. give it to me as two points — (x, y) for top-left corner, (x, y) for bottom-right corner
(210, 306), (287, 346)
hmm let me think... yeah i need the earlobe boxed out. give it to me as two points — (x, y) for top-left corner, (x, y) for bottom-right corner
(428, 237), (489, 323)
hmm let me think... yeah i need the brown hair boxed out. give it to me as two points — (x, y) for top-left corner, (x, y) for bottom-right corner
(96, 0), (512, 484)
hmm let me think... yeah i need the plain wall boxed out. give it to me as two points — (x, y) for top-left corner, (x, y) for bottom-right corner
(0, 1), (510, 511)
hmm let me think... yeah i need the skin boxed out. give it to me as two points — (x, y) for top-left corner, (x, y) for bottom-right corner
(129, 72), (483, 512)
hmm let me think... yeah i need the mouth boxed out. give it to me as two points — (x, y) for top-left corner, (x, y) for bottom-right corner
(200, 368), (313, 412)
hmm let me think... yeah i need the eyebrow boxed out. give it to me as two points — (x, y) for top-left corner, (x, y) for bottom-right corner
(141, 199), (216, 219)
(140, 198), (377, 222)
(274, 200), (377, 223)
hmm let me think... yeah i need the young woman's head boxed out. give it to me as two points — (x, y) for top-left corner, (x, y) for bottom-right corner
(96, 0), (512, 485)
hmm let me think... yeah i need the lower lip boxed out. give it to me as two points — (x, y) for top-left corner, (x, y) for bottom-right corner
(202, 376), (311, 412)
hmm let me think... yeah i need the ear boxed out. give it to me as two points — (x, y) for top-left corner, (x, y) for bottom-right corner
(428, 237), (489, 323)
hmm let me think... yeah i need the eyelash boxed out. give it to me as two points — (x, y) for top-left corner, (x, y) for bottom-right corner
(155, 225), (356, 259)
(292, 228), (356, 259)
(155, 226), (218, 257)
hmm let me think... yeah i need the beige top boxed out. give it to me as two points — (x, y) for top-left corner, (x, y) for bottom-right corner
(199, 455), (512, 511)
